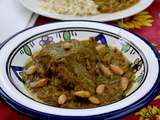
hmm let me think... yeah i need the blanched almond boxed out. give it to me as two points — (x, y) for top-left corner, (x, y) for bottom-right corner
(25, 65), (37, 75)
(89, 96), (100, 105)
(110, 64), (124, 75)
(96, 84), (105, 95)
(30, 78), (48, 88)
(100, 64), (111, 77)
(58, 94), (67, 105)
(74, 91), (91, 98)
(121, 77), (129, 91)
(63, 42), (72, 50)
(96, 44), (105, 52)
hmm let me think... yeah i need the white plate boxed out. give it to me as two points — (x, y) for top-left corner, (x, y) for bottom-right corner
(18, 0), (153, 22)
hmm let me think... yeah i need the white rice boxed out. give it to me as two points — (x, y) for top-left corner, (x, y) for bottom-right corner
(40, 0), (100, 16)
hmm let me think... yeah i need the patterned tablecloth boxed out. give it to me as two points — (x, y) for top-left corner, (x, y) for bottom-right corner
(0, 0), (160, 119)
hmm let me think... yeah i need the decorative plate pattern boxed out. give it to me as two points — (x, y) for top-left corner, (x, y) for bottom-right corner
(7, 28), (147, 98)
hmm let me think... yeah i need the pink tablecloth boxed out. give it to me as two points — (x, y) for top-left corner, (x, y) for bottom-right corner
(0, 0), (160, 119)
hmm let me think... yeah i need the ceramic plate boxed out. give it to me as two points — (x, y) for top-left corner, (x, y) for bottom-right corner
(0, 21), (159, 120)
(18, 0), (153, 21)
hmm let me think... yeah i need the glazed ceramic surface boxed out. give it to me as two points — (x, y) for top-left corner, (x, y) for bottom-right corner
(18, 0), (153, 21)
(0, 21), (159, 119)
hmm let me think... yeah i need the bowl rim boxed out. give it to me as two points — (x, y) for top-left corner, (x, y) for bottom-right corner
(0, 20), (160, 119)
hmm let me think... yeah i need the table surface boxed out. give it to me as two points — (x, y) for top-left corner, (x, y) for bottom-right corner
(0, 0), (160, 120)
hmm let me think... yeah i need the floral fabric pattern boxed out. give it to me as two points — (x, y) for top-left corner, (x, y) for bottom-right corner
(0, 0), (160, 120)
(116, 11), (153, 29)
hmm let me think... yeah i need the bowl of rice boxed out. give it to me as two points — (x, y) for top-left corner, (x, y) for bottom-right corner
(40, 0), (100, 16)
